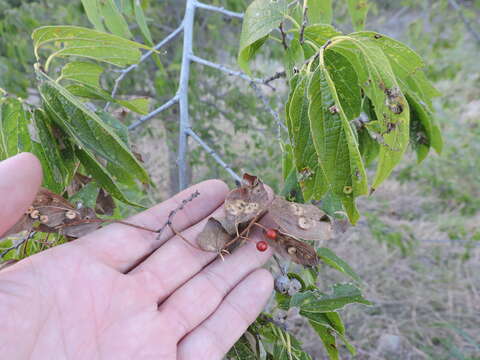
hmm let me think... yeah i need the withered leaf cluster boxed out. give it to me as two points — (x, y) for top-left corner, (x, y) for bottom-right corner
(2, 188), (103, 240)
(197, 174), (332, 267)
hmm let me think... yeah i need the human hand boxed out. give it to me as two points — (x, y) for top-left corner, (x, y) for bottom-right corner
(0, 153), (274, 360)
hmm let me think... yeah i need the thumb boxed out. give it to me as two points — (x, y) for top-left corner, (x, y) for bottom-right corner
(0, 153), (42, 237)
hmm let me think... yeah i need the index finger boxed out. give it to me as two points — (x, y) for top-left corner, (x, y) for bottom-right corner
(68, 179), (229, 272)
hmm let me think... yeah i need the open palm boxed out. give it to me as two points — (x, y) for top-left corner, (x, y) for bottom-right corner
(0, 153), (274, 360)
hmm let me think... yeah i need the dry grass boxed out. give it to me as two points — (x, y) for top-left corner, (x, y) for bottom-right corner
(294, 179), (480, 359)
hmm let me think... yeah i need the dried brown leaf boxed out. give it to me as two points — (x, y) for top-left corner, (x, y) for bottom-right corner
(0, 259), (18, 271)
(197, 217), (232, 252)
(1, 215), (34, 239)
(223, 173), (269, 234)
(96, 189), (115, 216)
(271, 232), (319, 267)
(66, 173), (92, 197)
(269, 196), (332, 241)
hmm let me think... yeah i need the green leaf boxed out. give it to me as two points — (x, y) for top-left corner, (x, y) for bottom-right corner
(284, 39), (304, 79)
(69, 181), (100, 209)
(291, 284), (372, 313)
(347, 0), (369, 31)
(317, 247), (362, 283)
(351, 31), (440, 110)
(60, 62), (150, 115)
(324, 51), (361, 120)
(31, 141), (59, 193)
(319, 190), (344, 217)
(308, 63), (367, 223)
(66, 84), (150, 115)
(303, 25), (342, 46)
(329, 37), (410, 190)
(405, 70), (441, 111)
(308, 0), (332, 25)
(0, 97), (32, 160)
(304, 311), (356, 359)
(358, 126), (380, 166)
(260, 323), (312, 360)
(133, 0), (154, 45)
(33, 110), (68, 193)
(96, 111), (138, 188)
(289, 72), (329, 201)
(81, 0), (106, 32)
(75, 148), (142, 207)
(407, 93), (441, 163)
(299, 24), (342, 58)
(32, 26), (150, 70)
(37, 72), (150, 193)
(238, 0), (287, 73)
(227, 333), (258, 360)
(97, 110), (130, 146)
(99, 0), (133, 39)
(60, 61), (104, 88)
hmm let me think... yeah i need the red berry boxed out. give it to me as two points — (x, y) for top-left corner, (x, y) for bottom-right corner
(265, 228), (278, 240)
(256, 240), (268, 252)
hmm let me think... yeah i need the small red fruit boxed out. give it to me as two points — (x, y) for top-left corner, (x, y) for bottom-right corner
(265, 228), (278, 240)
(256, 240), (268, 252)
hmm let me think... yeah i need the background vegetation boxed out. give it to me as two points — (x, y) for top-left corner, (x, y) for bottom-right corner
(0, 0), (479, 359)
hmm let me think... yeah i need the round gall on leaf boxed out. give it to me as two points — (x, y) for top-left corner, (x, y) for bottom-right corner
(30, 209), (40, 219)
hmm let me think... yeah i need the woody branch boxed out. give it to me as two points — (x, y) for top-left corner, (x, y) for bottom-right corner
(110, 0), (285, 189)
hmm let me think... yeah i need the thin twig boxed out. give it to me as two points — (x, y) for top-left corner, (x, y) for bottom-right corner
(187, 128), (243, 183)
(177, 0), (197, 190)
(279, 22), (288, 50)
(0, 231), (36, 259)
(128, 95), (179, 130)
(249, 82), (287, 141)
(190, 55), (267, 86)
(264, 70), (286, 85)
(168, 223), (204, 251)
(299, 2), (308, 45)
(448, 0), (480, 44)
(223, 209), (270, 249)
(194, 1), (244, 19)
(155, 190), (201, 240)
(105, 23), (185, 111)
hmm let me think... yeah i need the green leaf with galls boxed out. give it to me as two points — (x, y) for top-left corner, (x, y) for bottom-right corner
(284, 39), (304, 79)
(238, 0), (287, 74)
(288, 72), (329, 201)
(352, 31), (441, 111)
(328, 36), (410, 190)
(308, 62), (368, 224)
(324, 51), (362, 120)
